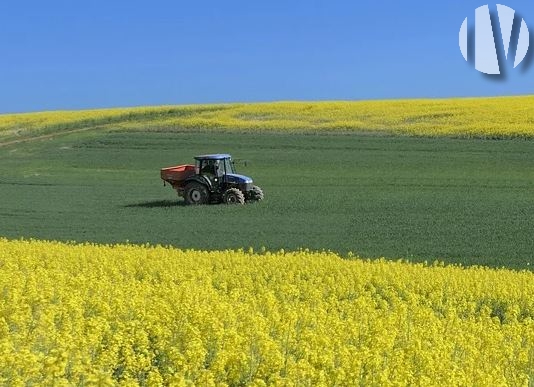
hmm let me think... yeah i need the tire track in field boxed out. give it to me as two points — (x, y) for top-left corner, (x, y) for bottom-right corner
(0, 125), (108, 147)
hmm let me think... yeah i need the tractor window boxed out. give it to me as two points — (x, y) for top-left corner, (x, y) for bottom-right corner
(223, 158), (235, 174)
(200, 159), (225, 177)
(201, 160), (216, 176)
(214, 160), (223, 177)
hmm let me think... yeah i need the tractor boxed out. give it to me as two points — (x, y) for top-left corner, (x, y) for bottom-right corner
(160, 154), (264, 205)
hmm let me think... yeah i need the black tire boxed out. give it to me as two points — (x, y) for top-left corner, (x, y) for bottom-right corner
(248, 185), (264, 202)
(223, 188), (245, 205)
(184, 182), (209, 205)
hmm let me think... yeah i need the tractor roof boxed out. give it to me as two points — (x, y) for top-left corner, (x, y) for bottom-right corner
(194, 154), (231, 160)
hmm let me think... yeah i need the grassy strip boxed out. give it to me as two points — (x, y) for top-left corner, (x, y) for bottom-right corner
(1, 131), (533, 269)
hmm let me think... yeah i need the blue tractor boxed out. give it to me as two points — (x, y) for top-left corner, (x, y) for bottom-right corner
(161, 154), (264, 205)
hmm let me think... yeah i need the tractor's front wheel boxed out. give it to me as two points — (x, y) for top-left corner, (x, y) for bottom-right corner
(184, 182), (209, 205)
(223, 188), (245, 205)
(247, 185), (264, 202)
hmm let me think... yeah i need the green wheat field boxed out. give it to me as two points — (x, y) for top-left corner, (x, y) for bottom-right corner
(1, 96), (533, 269)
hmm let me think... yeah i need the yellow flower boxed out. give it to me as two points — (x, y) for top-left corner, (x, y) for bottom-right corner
(0, 238), (533, 385)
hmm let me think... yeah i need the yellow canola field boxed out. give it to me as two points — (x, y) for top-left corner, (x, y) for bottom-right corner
(0, 239), (533, 386)
(1, 95), (534, 140)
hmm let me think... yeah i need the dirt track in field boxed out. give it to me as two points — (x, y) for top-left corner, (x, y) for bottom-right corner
(0, 126), (106, 147)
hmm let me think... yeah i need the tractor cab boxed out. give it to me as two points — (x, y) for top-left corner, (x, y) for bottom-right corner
(194, 154), (254, 192)
(194, 154), (234, 179)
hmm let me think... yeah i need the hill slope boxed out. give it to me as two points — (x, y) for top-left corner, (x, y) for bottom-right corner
(1, 96), (534, 144)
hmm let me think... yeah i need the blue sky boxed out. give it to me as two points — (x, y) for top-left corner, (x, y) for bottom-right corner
(1, 0), (533, 113)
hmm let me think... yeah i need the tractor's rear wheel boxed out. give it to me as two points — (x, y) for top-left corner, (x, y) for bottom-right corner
(223, 188), (245, 205)
(248, 185), (264, 202)
(184, 182), (209, 205)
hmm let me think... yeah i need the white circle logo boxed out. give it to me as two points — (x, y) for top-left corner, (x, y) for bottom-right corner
(459, 4), (530, 74)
